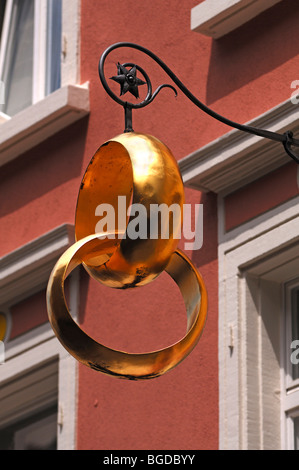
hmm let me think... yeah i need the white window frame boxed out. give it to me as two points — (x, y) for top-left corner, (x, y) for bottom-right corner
(286, 410), (299, 450)
(217, 196), (299, 449)
(191, 0), (284, 39)
(0, 0), (54, 111)
(284, 279), (299, 390)
(179, 96), (299, 450)
(0, 0), (80, 112)
(0, 224), (78, 450)
(33, 0), (49, 104)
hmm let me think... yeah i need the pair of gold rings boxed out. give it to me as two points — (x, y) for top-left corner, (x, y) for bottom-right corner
(46, 133), (208, 380)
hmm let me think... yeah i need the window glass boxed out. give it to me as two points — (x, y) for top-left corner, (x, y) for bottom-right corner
(0, 405), (57, 450)
(0, 0), (62, 117)
(1, 0), (34, 116)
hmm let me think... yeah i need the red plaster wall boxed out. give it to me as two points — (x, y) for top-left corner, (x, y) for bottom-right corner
(225, 162), (299, 231)
(10, 289), (48, 340)
(0, 0), (298, 451)
(8, 280), (70, 341)
(0, 120), (89, 258)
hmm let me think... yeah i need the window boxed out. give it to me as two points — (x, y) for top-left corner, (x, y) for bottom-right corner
(0, 402), (57, 450)
(0, 0), (88, 169)
(0, 356), (59, 450)
(0, 0), (62, 117)
(0, 225), (79, 449)
(216, 197), (299, 449)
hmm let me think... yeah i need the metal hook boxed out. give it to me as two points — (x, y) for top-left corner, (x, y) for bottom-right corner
(283, 131), (299, 164)
(99, 42), (299, 163)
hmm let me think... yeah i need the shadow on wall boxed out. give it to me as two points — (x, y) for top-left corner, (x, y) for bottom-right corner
(0, 116), (89, 217)
(206, 0), (299, 105)
(191, 191), (217, 268)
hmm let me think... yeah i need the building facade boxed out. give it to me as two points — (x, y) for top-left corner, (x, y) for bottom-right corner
(0, 0), (298, 450)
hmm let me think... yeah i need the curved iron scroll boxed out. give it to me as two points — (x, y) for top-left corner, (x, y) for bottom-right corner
(99, 42), (299, 163)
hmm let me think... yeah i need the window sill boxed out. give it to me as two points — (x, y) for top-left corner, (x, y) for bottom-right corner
(0, 82), (90, 168)
(179, 97), (299, 195)
(191, 0), (283, 39)
(0, 224), (74, 306)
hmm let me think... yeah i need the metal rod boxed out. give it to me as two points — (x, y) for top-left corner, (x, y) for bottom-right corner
(124, 104), (133, 133)
(99, 42), (299, 163)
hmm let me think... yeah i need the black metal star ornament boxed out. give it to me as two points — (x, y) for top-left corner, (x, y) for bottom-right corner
(110, 62), (146, 99)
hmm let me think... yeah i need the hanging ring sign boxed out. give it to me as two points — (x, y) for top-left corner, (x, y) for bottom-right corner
(46, 133), (208, 379)
(46, 48), (209, 379)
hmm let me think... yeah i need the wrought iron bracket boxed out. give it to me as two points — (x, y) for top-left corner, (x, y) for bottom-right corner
(99, 42), (299, 164)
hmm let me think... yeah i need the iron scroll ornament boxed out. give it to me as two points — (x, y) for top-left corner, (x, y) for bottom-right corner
(99, 42), (299, 164)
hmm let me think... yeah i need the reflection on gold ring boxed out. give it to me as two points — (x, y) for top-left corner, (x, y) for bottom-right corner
(75, 133), (185, 289)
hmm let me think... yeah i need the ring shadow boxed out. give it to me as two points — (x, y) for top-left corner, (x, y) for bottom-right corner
(0, 116), (89, 218)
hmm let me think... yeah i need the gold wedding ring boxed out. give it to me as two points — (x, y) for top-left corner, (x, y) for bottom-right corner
(47, 131), (208, 379)
(46, 233), (208, 380)
(75, 133), (185, 289)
